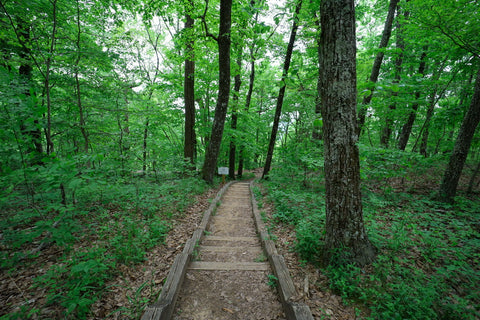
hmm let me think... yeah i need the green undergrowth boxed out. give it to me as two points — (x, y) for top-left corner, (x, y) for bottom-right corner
(257, 145), (480, 319)
(0, 161), (210, 319)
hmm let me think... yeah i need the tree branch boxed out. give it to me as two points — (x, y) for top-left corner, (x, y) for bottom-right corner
(201, 0), (218, 42)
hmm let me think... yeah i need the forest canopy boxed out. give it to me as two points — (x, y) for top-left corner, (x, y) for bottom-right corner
(1, 0), (479, 179)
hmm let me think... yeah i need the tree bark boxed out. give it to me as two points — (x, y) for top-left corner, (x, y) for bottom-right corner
(184, 0), (196, 166)
(201, 0), (232, 184)
(319, 0), (376, 266)
(437, 67), (480, 203)
(357, 0), (399, 136)
(262, 0), (302, 179)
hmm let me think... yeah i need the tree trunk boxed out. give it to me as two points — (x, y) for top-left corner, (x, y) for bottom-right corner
(75, 0), (89, 155)
(312, 12), (322, 140)
(419, 91), (436, 157)
(380, 13), (405, 148)
(357, 0), (399, 136)
(44, 0), (57, 155)
(262, 0), (302, 179)
(238, 2), (258, 178)
(17, 16), (44, 162)
(142, 119), (149, 173)
(198, 86), (211, 148)
(467, 160), (480, 194)
(398, 50), (427, 150)
(313, 78), (323, 140)
(380, 56), (401, 147)
(437, 67), (480, 203)
(319, 0), (376, 266)
(201, 0), (232, 184)
(184, 0), (196, 166)
(228, 55), (242, 180)
(238, 47), (255, 178)
(0, 36), (11, 71)
(417, 58), (448, 156)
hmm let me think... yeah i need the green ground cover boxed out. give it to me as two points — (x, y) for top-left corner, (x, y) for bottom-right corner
(0, 161), (209, 319)
(260, 145), (480, 319)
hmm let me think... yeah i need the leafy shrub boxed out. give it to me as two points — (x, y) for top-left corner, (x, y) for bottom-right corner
(267, 186), (324, 225)
(36, 249), (115, 319)
(109, 216), (169, 265)
(1, 164), (208, 318)
(260, 148), (480, 320)
(269, 189), (303, 224)
(295, 210), (325, 263)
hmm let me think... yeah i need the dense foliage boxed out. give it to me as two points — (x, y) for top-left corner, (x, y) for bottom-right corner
(259, 141), (479, 319)
(1, 163), (208, 318)
(1, 0), (479, 318)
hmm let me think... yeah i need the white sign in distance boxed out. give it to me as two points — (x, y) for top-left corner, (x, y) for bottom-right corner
(218, 167), (229, 175)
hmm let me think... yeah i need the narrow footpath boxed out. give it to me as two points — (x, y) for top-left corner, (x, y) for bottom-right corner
(141, 181), (312, 320)
(172, 182), (284, 319)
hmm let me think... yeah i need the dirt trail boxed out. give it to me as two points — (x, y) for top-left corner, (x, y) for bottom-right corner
(172, 182), (285, 320)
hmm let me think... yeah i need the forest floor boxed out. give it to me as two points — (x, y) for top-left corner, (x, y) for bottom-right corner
(248, 168), (363, 320)
(3, 165), (477, 319)
(95, 171), (361, 319)
(1, 181), (220, 319)
(88, 186), (222, 319)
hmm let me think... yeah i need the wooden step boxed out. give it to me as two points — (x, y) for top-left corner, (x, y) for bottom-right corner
(217, 204), (251, 209)
(223, 196), (250, 199)
(210, 216), (252, 222)
(189, 261), (269, 271)
(204, 236), (259, 242)
(199, 245), (262, 253)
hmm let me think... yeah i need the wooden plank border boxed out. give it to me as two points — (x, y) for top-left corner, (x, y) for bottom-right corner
(249, 181), (314, 320)
(141, 181), (233, 320)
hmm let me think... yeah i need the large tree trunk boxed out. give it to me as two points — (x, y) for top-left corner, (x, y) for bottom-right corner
(357, 0), (399, 136)
(262, 0), (302, 179)
(319, 0), (376, 266)
(201, 0), (232, 184)
(437, 67), (480, 203)
(183, 0), (196, 166)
